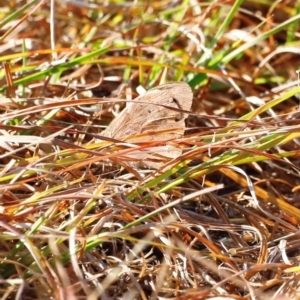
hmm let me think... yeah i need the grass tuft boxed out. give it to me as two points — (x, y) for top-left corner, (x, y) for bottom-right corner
(0, 0), (300, 299)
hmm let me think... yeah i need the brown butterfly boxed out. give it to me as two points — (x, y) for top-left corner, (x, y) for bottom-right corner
(101, 82), (193, 168)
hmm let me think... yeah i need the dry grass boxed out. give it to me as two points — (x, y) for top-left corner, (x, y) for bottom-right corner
(1, 0), (300, 299)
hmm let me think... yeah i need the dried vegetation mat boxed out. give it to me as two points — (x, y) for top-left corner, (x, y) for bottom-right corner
(1, 0), (300, 299)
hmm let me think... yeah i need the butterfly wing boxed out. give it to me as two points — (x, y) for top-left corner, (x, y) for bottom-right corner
(102, 82), (192, 139)
(101, 82), (193, 166)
